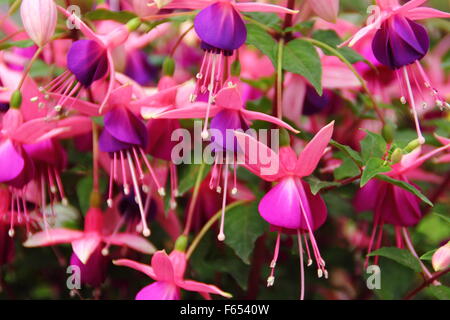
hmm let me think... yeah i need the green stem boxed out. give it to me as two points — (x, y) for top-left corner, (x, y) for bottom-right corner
(183, 162), (206, 236)
(276, 38), (285, 119)
(304, 38), (386, 125)
(186, 200), (248, 259)
(16, 46), (43, 91)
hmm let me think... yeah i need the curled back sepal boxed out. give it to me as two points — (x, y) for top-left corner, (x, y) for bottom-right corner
(20, 0), (57, 47)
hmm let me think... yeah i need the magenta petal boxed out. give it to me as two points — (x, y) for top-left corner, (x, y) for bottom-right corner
(103, 107), (148, 147)
(23, 139), (67, 170)
(0, 140), (25, 183)
(67, 40), (108, 87)
(258, 177), (302, 229)
(354, 179), (382, 213)
(146, 119), (181, 161)
(210, 109), (249, 152)
(70, 246), (108, 287)
(136, 282), (180, 300)
(296, 180), (327, 231)
(99, 128), (132, 153)
(390, 180), (422, 226)
(194, 2), (247, 51)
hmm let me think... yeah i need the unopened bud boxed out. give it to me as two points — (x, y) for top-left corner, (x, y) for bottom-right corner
(391, 148), (403, 164)
(404, 139), (421, 153)
(175, 235), (188, 252)
(162, 57), (175, 76)
(10, 90), (22, 109)
(382, 123), (395, 143)
(432, 242), (450, 272)
(126, 17), (142, 31)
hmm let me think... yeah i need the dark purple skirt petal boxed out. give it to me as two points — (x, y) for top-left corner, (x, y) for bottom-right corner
(67, 40), (109, 87)
(125, 50), (157, 86)
(303, 86), (331, 115)
(146, 119), (181, 161)
(194, 2), (247, 51)
(210, 109), (249, 153)
(70, 246), (109, 287)
(99, 127), (133, 153)
(103, 107), (148, 148)
(372, 16), (429, 69)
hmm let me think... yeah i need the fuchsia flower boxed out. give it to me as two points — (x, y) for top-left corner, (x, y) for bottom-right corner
(152, 84), (298, 240)
(342, 0), (450, 144)
(354, 139), (450, 266)
(114, 249), (231, 300)
(20, 0), (57, 48)
(154, 0), (297, 137)
(24, 207), (155, 264)
(42, 6), (139, 113)
(235, 122), (334, 299)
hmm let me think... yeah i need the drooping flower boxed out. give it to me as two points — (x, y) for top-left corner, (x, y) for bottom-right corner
(40, 6), (140, 114)
(152, 83), (299, 240)
(24, 207), (156, 264)
(235, 122), (334, 299)
(354, 139), (450, 269)
(342, 0), (450, 144)
(20, 0), (57, 48)
(114, 249), (231, 300)
(152, 0), (297, 137)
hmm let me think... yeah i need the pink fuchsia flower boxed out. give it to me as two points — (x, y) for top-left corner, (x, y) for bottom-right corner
(153, 0), (297, 136)
(152, 84), (298, 240)
(114, 250), (232, 300)
(342, 0), (450, 144)
(235, 122), (334, 298)
(42, 6), (140, 114)
(20, 0), (57, 48)
(23, 207), (156, 264)
(432, 241), (450, 272)
(354, 139), (450, 267)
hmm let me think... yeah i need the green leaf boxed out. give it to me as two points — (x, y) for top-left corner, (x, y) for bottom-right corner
(283, 39), (322, 95)
(360, 158), (390, 187)
(85, 9), (137, 23)
(426, 285), (450, 300)
(177, 164), (210, 197)
(76, 177), (93, 214)
(305, 176), (340, 195)
(420, 249), (437, 261)
(244, 12), (281, 29)
(0, 39), (34, 50)
(245, 23), (278, 65)
(334, 157), (360, 180)
(434, 212), (450, 224)
(330, 140), (363, 166)
(368, 247), (422, 272)
(376, 175), (433, 207)
(224, 202), (268, 264)
(360, 130), (387, 163)
(312, 30), (366, 64)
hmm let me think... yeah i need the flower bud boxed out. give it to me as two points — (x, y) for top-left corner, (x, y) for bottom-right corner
(10, 90), (22, 109)
(391, 148), (403, 164)
(432, 241), (450, 272)
(20, 0), (57, 47)
(404, 138), (421, 153)
(162, 57), (175, 76)
(175, 235), (188, 252)
(382, 123), (395, 144)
